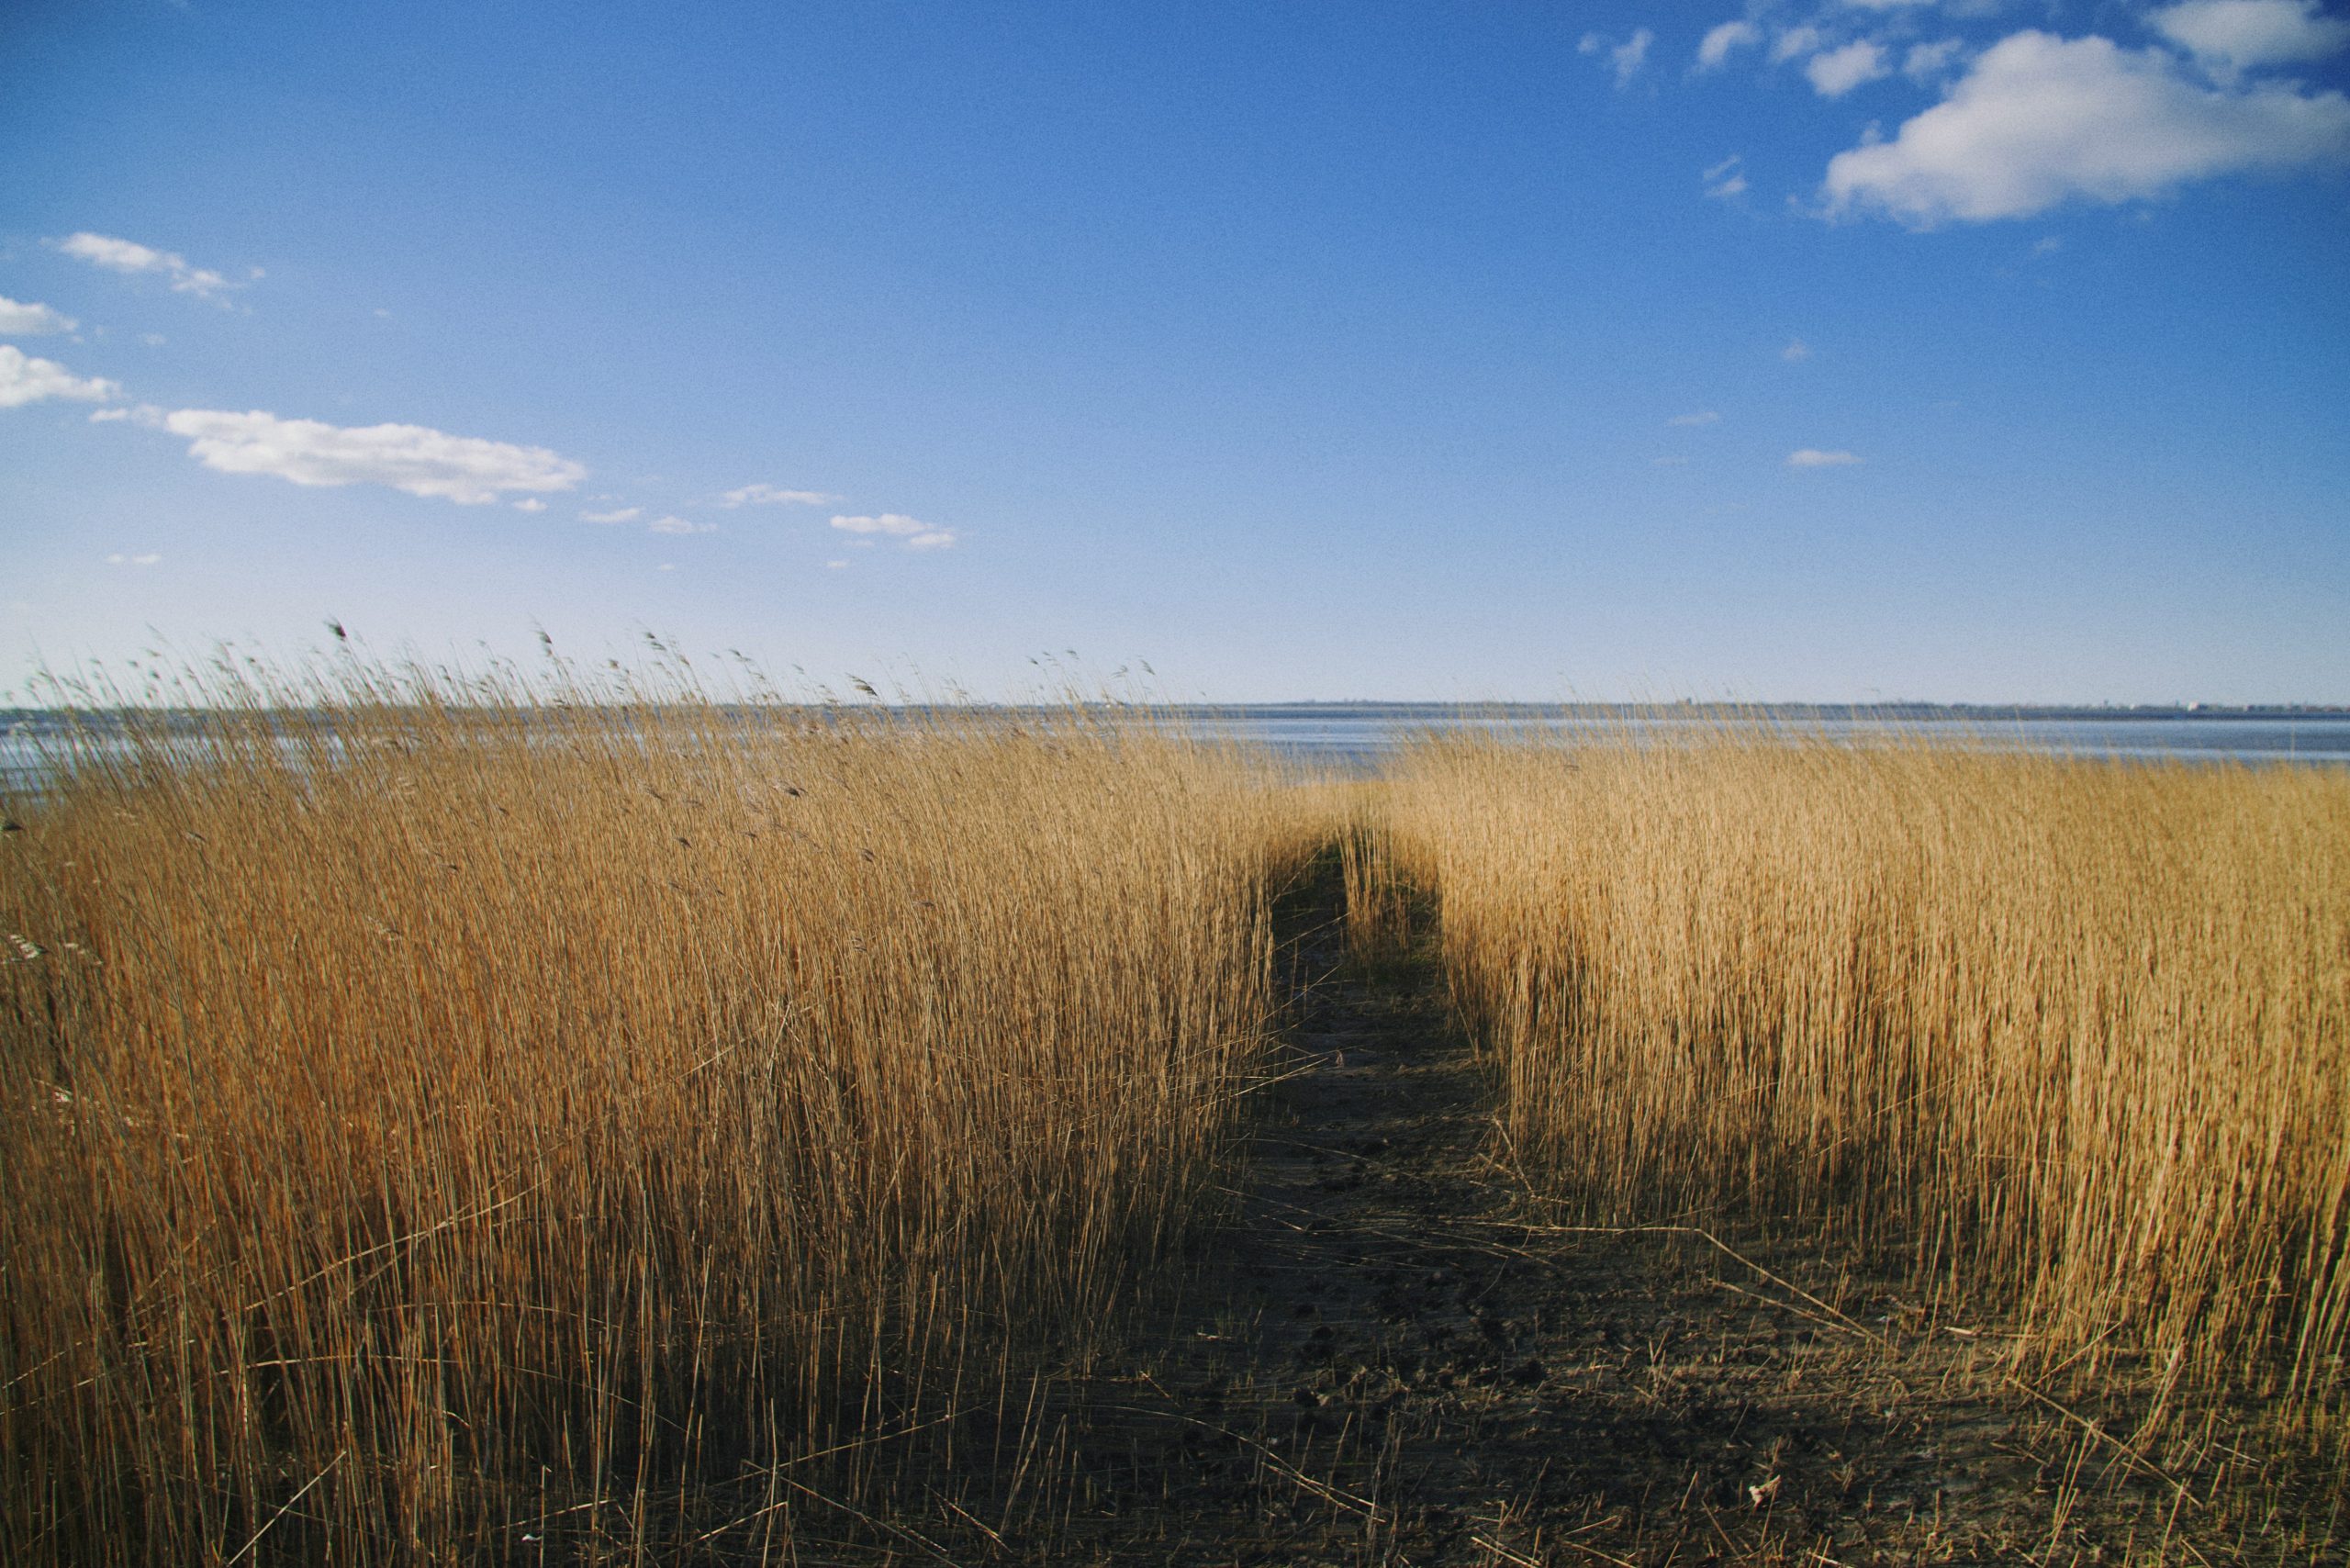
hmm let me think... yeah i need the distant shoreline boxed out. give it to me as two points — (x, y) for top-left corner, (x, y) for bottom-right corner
(6, 700), (2348, 728)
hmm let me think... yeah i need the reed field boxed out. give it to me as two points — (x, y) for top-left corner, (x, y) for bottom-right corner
(1376, 730), (2350, 1467)
(0, 663), (1316, 1563)
(10, 676), (2349, 1564)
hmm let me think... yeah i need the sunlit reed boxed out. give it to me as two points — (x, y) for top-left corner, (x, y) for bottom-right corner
(1380, 729), (2350, 1456)
(0, 662), (1309, 1562)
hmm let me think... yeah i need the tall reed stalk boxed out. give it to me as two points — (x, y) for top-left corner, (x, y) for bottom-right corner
(1382, 731), (2350, 1450)
(1, 662), (1305, 1562)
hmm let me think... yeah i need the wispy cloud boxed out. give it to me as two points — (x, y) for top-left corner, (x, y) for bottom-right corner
(1702, 154), (1749, 198)
(1581, 28), (1655, 87)
(54, 232), (253, 301)
(512, 497), (548, 512)
(831, 513), (957, 551)
(0, 296), (77, 336)
(1782, 338), (1813, 361)
(1668, 409), (1722, 427)
(2152, 0), (2350, 75)
(649, 514), (716, 534)
(1807, 39), (1890, 96)
(0, 344), (118, 409)
(722, 483), (837, 508)
(1612, 28), (1655, 86)
(1822, 28), (2350, 224)
(580, 506), (643, 523)
(1903, 39), (1967, 83)
(1771, 26), (1823, 66)
(150, 409), (585, 503)
(106, 553), (162, 566)
(1786, 447), (1863, 466)
(1696, 20), (1761, 72)
(830, 513), (932, 536)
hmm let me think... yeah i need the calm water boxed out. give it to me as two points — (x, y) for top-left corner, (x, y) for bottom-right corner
(1178, 705), (2350, 773)
(6, 704), (2347, 796)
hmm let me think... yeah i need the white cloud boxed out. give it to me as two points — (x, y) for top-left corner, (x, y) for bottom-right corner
(826, 559), (849, 569)
(139, 332), (167, 347)
(722, 483), (837, 508)
(0, 344), (118, 409)
(1787, 448), (1863, 466)
(1842, 0), (1935, 10)
(55, 232), (246, 301)
(1823, 29), (2350, 224)
(657, 563), (677, 572)
(1613, 28), (1655, 86)
(156, 409), (586, 503)
(1782, 337), (1813, 361)
(2151, 0), (2350, 73)
(1583, 28), (1653, 85)
(0, 296), (76, 336)
(1697, 20), (1762, 71)
(832, 513), (956, 550)
(648, 514), (716, 534)
(830, 513), (931, 536)
(59, 233), (191, 276)
(1703, 154), (1749, 196)
(581, 506), (643, 523)
(1904, 39), (1968, 82)
(512, 497), (547, 512)
(1772, 26), (1824, 64)
(1808, 39), (1891, 95)
(1669, 409), (1723, 426)
(106, 553), (162, 566)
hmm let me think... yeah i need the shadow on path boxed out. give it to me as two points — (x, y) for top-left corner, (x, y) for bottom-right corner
(1038, 856), (2241, 1567)
(800, 856), (2317, 1566)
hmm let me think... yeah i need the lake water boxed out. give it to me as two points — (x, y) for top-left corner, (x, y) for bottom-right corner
(6, 704), (2347, 798)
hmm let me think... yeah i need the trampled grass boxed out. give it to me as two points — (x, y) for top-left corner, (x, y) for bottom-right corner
(1378, 729), (2350, 1462)
(0, 665), (1314, 1562)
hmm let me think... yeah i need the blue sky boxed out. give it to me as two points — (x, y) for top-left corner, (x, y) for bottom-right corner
(4, 0), (2345, 703)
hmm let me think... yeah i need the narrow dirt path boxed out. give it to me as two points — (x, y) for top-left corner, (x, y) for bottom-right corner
(1035, 862), (2277, 1567)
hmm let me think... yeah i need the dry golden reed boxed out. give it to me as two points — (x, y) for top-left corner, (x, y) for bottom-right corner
(0, 663), (1311, 1562)
(1381, 729), (2350, 1443)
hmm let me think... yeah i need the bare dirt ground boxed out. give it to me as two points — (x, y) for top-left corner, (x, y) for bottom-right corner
(779, 866), (2343, 1566)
